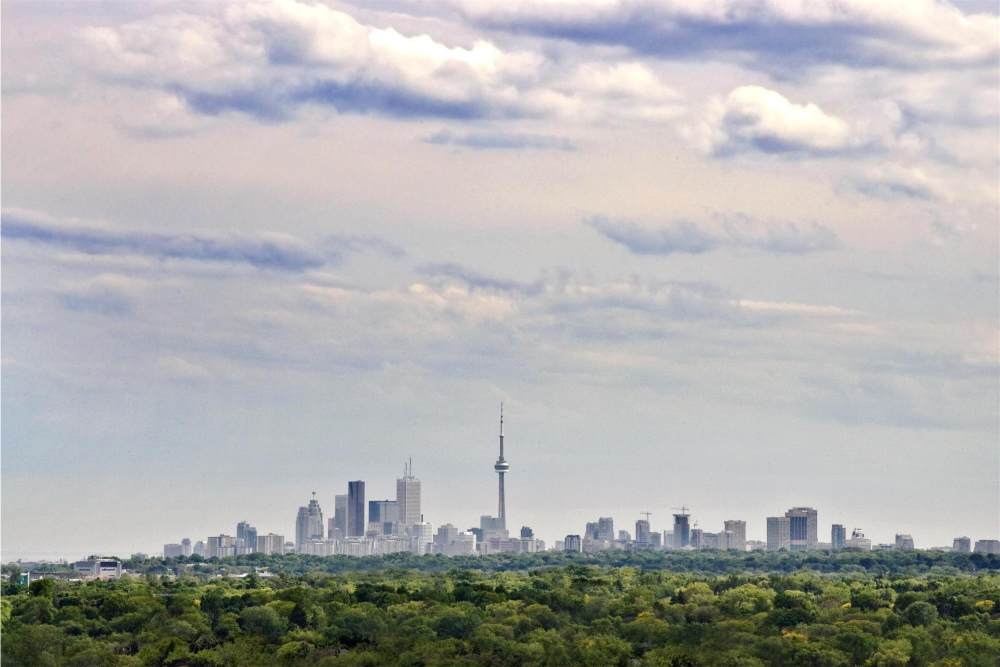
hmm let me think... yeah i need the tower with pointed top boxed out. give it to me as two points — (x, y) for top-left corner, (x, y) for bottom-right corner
(396, 458), (421, 534)
(494, 403), (510, 528)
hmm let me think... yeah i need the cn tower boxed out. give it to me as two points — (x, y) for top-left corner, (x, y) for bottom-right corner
(494, 403), (509, 528)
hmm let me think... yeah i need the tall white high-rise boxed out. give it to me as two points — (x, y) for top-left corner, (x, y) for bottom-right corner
(295, 492), (324, 551)
(332, 494), (347, 539)
(396, 459), (422, 532)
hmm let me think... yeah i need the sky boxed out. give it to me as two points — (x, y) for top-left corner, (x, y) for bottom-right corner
(2, 0), (998, 560)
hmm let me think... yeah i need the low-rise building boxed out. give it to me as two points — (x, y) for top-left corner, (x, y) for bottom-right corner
(74, 557), (123, 580)
(846, 529), (872, 551)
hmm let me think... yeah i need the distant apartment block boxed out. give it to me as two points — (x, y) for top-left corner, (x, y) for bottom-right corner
(974, 539), (1000, 555)
(831, 524), (847, 550)
(724, 520), (747, 551)
(766, 516), (790, 551)
(163, 543), (184, 558)
(256, 533), (285, 555)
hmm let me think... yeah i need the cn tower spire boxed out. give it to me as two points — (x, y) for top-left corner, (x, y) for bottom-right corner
(494, 402), (510, 527)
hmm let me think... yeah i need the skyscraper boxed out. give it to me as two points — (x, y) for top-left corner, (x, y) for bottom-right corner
(673, 511), (691, 548)
(832, 524), (847, 550)
(766, 516), (791, 551)
(333, 494), (347, 539)
(396, 459), (421, 532)
(295, 493), (324, 551)
(347, 481), (365, 537)
(295, 507), (309, 550)
(236, 521), (257, 553)
(895, 534), (915, 550)
(597, 517), (615, 542)
(494, 403), (510, 529)
(785, 507), (818, 550)
(724, 520), (747, 551)
(953, 536), (971, 553)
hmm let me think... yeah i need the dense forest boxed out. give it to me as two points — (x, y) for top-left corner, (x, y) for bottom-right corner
(3, 552), (999, 666)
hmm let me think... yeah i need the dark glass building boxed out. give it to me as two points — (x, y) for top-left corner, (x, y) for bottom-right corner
(347, 480), (365, 537)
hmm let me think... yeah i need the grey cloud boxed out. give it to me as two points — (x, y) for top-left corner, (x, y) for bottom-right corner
(419, 262), (545, 294)
(424, 129), (576, 151)
(723, 219), (841, 254)
(2, 209), (331, 272)
(799, 373), (970, 430)
(453, 0), (998, 72)
(586, 216), (840, 256)
(848, 166), (944, 200)
(57, 276), (140, 316)
(325, 234), (406, 259)
(586, 217), (719, 255)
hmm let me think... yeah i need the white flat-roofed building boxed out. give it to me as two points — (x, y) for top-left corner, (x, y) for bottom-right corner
(846, 529), (872, 551)
(410, 522), (434, 555)
(206, 535), (237, 559)
(74, 557), (122, 580)
(300, 540), (335, 557)
(256, 533), (285, 555)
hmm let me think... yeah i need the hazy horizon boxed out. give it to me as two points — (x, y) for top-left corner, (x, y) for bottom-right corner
(2, 0), (998, 561)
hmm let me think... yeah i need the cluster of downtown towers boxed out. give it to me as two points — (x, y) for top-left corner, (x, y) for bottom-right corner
(166, 407), (540, 559)
(163, 409), (999, 559)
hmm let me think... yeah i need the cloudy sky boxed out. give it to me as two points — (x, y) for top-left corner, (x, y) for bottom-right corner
(2, 0), (997, 559)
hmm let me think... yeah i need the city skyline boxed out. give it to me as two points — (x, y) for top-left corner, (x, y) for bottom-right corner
(3, 0), (997, 561)
(8, 412), (998, 560)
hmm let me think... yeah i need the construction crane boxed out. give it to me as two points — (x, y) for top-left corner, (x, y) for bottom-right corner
(640, 512), (653, 523)
(671, 506), (690, 515)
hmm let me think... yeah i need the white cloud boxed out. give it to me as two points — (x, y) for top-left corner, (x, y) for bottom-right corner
(78, 0), (685, 128)
(735, 299), (857, 317)
(693, 85), (854, 156)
